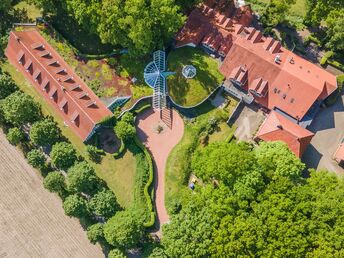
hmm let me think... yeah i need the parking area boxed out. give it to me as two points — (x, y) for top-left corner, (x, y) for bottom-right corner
(233, 105), (265, 142)
(302, 95), (344, 175)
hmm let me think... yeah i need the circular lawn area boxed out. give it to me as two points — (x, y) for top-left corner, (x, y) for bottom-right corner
(167, 47), (224, 107)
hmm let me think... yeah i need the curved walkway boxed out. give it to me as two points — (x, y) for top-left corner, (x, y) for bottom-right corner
(136, 109), (184, 232)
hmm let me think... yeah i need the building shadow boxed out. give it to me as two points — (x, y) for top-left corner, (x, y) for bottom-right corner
(302, 144), (323, 171)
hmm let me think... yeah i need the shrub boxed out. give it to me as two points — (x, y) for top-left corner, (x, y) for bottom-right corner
(63, 194), (89, 218)
(115, 120), (136, 141)
(27, 149), (46, 169)
(50, 142), (78, 170)
(86, 145), (104, 163)
(6, 127), (24, 145)
(113, 139), (125, 158)
(327, 60), (344, 72)
(320, 51), (334, 66)
(43, 171), (66, 195)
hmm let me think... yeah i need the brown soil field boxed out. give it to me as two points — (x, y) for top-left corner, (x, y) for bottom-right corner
(0, 131), (103, 258)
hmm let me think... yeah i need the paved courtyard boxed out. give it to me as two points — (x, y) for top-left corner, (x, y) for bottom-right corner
(233, 105), (265, 142)
(302, 95), (344, 175)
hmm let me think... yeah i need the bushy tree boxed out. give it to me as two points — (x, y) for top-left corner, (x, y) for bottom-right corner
(261, 0), (296, 27)
(27, 149), (46, 169)
(43, 171), (66, 194)
(325, 10), (344, 52)
(89, 189), (119, 219)
(1, 91), (41, 125)
(108, 249), (126, 258)
(255, 141), (305, 180)
(29, 118), (61, 146)
(115, 120), (136, 141)
(0, 72), (17, 100)
(63, 194), (89, 218)
(87, 223), (105, 245)
(67, 0), (185, 56)
(6, 127), (24, 145)
(0, 0), (11, 11)
(67, 161), (102, 195)
(50, 142), (77, 170)
(104, 210), (143, 248)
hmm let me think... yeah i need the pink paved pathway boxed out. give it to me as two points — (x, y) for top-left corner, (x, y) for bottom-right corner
(136, 109), (184, 231)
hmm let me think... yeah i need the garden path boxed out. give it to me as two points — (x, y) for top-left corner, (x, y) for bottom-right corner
(136, 109), (184, 235)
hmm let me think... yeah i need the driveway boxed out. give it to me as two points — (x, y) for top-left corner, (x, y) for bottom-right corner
(302, 95), (344, 175)
(234, 105), (265, 142)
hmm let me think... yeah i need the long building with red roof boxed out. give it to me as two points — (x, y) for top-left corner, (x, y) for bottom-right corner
(5, 29), (113, 141)
(174, 1), (338, 157)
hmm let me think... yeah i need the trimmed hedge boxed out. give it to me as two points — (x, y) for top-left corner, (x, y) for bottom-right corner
(132, 104), (151, 116)
(113, 139), (126, 158)
(320, 51), (334, 66)
(328, 60), (344, 72)
(133, 136), (155, 228)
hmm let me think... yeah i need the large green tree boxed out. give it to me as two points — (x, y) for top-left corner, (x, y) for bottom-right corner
(67, 161), (102, 195)
(261, 0), (296, 27)
(27, 149), (46, 169)
(89, 189), (119, 219)
(325, 10), (344, 52)
(0, 72), (17, 100)
(6, 127), (24, 145)
(29, 118), (62, 146)
(50, 142), (77, 170)
(43, 171), (66, 195)
(63, 194), (89, 218)
(1, 91), (41, 126)
(103, 210), (143, 248)
(87, 223), (105, 245)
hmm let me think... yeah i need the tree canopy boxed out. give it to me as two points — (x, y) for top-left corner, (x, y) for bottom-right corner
(50, 142), (77, 170)
(0, 72), (17, 100)
(6, 127), (24, 145)
(162, 141), (344, 257)
(63, 194), (89, 218)
(1, 91), (41, 126)
(103, 210), (144, 248)
(43, 171), (66, 195)
(67, 161), (102, 195)
(89, 189), (119, 219)
(27, 149), (46, 169)
(29, 118), (61, 146)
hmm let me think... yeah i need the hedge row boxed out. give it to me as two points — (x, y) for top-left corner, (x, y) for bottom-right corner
(113, 139), (126, 159)
(133, 136), (155, 228)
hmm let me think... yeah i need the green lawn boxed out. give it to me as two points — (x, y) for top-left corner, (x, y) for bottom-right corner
(165, 96), (238, 212)
(167, 47), (224, 107)
(1, 61), (135, 208)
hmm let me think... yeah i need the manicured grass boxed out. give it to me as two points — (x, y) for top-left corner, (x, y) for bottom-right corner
(1, 61), (135, 208)
(165, 96), (238, 212)
(167, 47), (224, 107)
(208, 122), (235, 144)
(14, 1), (42, 21)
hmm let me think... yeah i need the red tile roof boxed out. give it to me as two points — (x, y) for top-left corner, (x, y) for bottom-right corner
(175, 2), (252, 51)
(220, 29), (338, 120)
(255, 111), (314, 157)
(334, 143), (344, 163)
(5, 30), (112, 141)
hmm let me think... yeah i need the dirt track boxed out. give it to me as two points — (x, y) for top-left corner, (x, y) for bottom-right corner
(0, 131), (103, 258)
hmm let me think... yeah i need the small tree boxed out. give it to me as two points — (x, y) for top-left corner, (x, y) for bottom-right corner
(27, 149), (46, 169)
(89, 189), (119, 219)
(63, 194), (89, 218)
(6, 127), (24, 145)
(115, 120), (136, 141)
(67, 161), (102, 195)
(104, 210), (144, 248)
(43, 171), (66, 195)
(2, 91), (41, 126)
(87, 223), (105, 245)
(108, 249), (126, 258)
(86, 145), (104, 163)
(0, 72), (18, 100)
(30, 118), (61, 146)
(50, 142), (77, 170)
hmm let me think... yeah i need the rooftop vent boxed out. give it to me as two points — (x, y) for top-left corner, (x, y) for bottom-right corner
(277, 125), (283, 130)
(274, 55), (281, 64)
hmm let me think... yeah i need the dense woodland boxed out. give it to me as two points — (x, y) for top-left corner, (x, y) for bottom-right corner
(1, 0), (344, 257)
